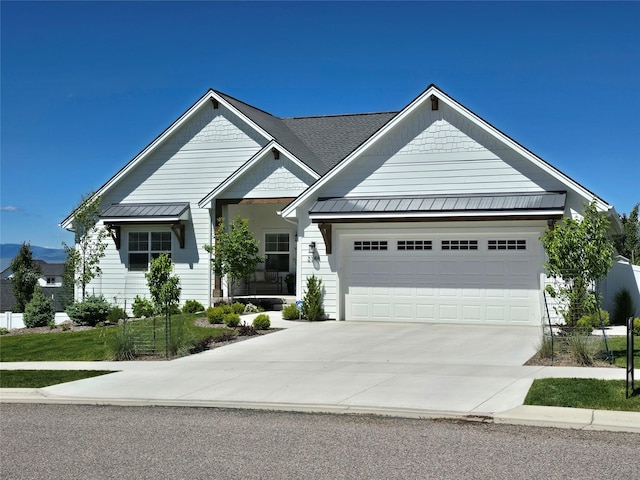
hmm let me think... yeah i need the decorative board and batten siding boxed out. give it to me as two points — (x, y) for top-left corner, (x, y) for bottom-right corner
(86, 103), (267, 310)
(322, 102), (567, 199)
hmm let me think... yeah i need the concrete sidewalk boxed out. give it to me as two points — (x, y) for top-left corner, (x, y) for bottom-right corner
(2, 313), (638, 433)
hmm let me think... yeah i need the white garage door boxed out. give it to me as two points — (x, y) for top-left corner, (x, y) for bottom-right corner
(342, 233), (542, 325)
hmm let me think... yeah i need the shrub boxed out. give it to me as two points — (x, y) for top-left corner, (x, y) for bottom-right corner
(0, 328), (9, 335)
(536, 335), (554, 359)
(282, 303), (300, 320)
(66, 295), (110, 326)
(576, 309), (609, 333)
(567, 333), (599, 366)
(302, 274), (324, 321)
(107, 306), (126, 323)
(206, 306), (225, 324)
(612, 288), (637, 325)
(231, 302), (245, 315)
(634, 318), (640, 336)
(223, 313), (240, 327)
(111, 327), (138, 361)
(182, 299), (204, 314)
(237, 322), (258, 336)
(253, 314), (270, 330)
(132, 295), (156, 318)
(23, 287), (55, 328)
(244, 303), (259, 314)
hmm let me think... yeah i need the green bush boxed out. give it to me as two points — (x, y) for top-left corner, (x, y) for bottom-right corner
(223, 313), (240, 327)
(232, 302), (245, 315)
(66, 295), (111, 327)
(576, 309), (609, 333)
(634, 318), (640, 336)
(107, 306), (126, 323)
(182, 299), (204, 314)
(612, 288), (637, 325)
(282, 303), (300, 320)
(244, 303), (259, 314)
(206, 306), (225, 324)
(252, 314), (270, 330)
(23, 287), (55, 328)
(302, 274), (324, 321)
(132, 295), (156, 318)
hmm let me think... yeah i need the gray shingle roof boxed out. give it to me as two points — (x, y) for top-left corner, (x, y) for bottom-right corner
(309, 192), (567, 216)
(215, 90), (397, 174)
(283, 112), (397, 170)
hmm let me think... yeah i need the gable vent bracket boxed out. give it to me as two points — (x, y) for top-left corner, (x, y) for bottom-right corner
(211, 98), (219, 109)
(272, 147), (280, 160)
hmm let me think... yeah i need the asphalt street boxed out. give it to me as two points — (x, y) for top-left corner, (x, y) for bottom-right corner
(1, 404), (638, 480)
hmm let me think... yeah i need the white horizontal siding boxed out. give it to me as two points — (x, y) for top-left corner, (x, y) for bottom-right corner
(320, 101), (565, 198)
(298, 212), (337, 319)
(80, 103), (269, 310)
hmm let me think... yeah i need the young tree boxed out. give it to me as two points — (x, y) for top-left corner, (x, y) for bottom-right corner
(9, 242), (42, 312)
(614, 203), (640, 265)
(145, 253), (181, 315)
(204, 215), (264, 298)
(63, 192), (108, 299)
(23, 286), (55, 328)
(145, 253), (181, 358)
(541, 201), (615, 326)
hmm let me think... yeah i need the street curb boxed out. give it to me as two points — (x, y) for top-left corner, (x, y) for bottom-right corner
(1, 389), (638, 434)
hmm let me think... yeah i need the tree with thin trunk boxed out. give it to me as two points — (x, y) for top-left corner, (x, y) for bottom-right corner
(204, 215), (264, 299)
(63, 192), (108, 299)
(9, 242), (42, 312)
(541, 201), (614, 326)
(614, 203), (640, 265)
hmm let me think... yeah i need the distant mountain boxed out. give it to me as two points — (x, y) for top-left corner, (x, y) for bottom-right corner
(0, 244), (66, 271)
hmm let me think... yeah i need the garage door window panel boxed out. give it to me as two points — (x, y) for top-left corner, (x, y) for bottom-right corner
(488, 239), (527, 250)
(442, 240), (478, 250)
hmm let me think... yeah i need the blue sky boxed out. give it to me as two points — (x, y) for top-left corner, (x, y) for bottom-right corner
(1, 1), (638, 249)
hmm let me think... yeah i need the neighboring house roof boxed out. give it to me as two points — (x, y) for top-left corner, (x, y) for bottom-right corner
(309, 192), (567, 220)
(1, 260), (64, 279)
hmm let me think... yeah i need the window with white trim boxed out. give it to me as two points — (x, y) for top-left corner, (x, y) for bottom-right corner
(397, 240), (432, 251)
(488, 239), (527, 250)
(128, 232), (172, 271)
(265, 233), (290, 272)
(354, 240), (388, 251)
(441, 240), (478, 251)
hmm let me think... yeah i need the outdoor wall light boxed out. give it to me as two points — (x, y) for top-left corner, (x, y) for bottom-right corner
(308, 242), (316, 254)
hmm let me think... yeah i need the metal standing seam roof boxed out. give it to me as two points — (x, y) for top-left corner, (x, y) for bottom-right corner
(309, 192), (567, 216)
(100, 203), (190, 221)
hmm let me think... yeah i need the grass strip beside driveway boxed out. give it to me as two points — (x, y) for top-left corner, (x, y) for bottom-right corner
(1, 370), (116, 388)
(525, 378), (640, 412)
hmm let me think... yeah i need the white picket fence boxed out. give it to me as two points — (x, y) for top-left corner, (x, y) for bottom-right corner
(0, 312), (71, 330)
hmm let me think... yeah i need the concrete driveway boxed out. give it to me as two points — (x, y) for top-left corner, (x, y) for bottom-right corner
(32, 316), (555, 415)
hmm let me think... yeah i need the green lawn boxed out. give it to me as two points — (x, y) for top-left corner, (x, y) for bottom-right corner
(0, 314), (231, 362)
(606, 335), (640, 368)
(525, 378), (640, 412)
(0, 370), (115, 388)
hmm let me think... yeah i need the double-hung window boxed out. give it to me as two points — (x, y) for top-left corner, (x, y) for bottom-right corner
(264, 233), (289, 272)
(128, 232), (172, 271)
